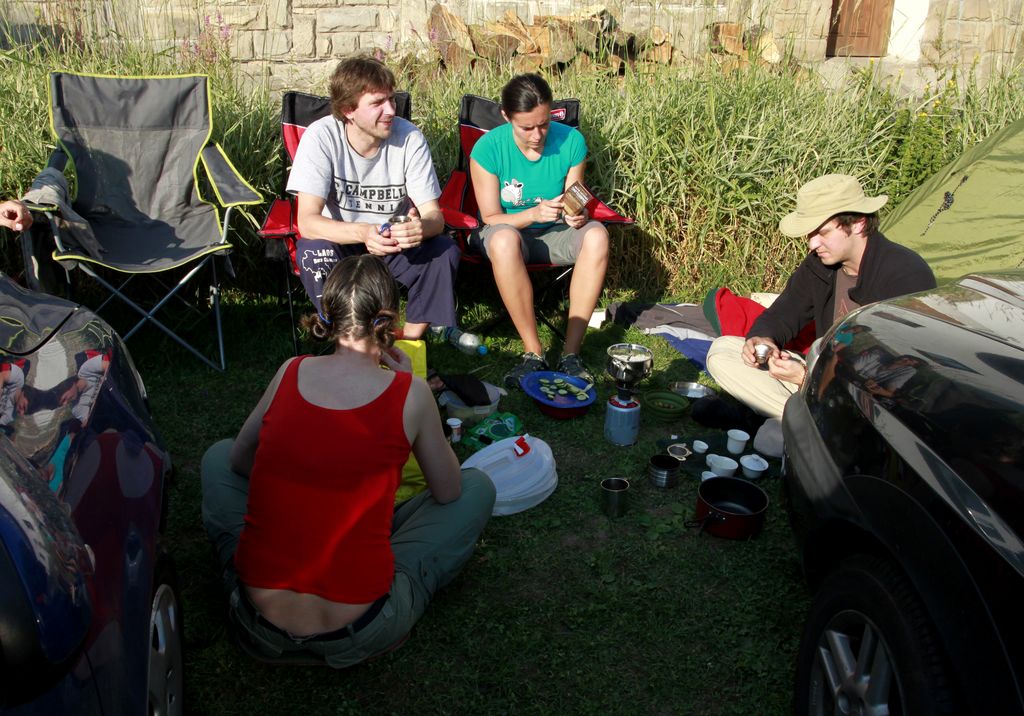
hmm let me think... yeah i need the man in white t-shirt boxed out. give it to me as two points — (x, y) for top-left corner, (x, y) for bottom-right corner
(287, 56), (460, 339)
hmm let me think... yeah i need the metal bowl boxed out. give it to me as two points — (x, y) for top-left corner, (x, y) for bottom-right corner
(671, 381), (717, 400)
(606, 343), (653, 385)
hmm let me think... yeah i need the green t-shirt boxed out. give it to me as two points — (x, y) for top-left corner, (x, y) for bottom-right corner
(470, 121), (587, 228)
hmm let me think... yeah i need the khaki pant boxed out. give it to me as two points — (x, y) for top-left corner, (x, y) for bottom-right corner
(705, 335), (799, 419)
(200, 439), (495, 668)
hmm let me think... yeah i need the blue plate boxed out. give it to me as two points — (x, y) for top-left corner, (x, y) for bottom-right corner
(520, 371), (597, 409)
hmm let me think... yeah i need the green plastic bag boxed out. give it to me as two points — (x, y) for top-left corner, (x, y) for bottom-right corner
(463, 412), (523, 452)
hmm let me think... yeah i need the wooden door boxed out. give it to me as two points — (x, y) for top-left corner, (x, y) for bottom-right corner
(826, 0), (895, 57)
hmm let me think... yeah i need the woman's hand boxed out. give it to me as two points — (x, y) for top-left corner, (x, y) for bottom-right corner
(532, 195), (564, 224)
(564, 206), (589, 229)
(381, 346), (413, 373)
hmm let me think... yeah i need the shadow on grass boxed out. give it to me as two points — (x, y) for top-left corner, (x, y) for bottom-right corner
(131, 294), (808, 716)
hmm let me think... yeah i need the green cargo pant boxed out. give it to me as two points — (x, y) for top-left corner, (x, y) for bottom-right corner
(200, 438), (495, 668)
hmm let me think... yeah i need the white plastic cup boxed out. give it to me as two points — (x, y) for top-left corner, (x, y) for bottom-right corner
(692, 440), (709, 454)
(446, 417), (463, 443)
(705, 453), (720, 467)
(726, 429), (750, 455)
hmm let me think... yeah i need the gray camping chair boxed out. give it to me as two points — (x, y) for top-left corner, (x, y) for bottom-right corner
(23, 72), (261, 371)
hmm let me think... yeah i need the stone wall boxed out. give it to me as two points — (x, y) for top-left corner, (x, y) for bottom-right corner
(4, 0), (1022, 93)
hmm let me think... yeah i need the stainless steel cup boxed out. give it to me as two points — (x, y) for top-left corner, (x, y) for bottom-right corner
(601, 477), (630, 517)
(754, 343), (770, 365)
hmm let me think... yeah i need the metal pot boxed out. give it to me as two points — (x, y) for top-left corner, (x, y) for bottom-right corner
(606, 343), (653, 385)
(648, 454), (680, 488)
(687, 476), (769, 539)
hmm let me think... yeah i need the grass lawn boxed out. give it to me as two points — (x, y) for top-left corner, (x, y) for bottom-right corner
(128, 281), (810, 716)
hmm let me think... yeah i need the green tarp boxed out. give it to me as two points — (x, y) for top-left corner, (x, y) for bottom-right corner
(883, 118), (1024, 283)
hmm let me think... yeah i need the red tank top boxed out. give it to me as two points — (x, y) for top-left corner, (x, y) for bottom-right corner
(234, 356), (412, 603)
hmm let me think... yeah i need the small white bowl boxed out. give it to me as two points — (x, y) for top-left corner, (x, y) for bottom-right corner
(709, 455), (738, 477)
(700, 470), (718, 481)
(740, 453), (769, 480)
(705, 452), (720, 467)
(692, 440), (709, 454)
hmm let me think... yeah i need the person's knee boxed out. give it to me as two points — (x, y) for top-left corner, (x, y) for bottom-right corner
(486, 229), (527, 265)
(201, 439), (235, 485)
(705, 336), (743, 381)
(460, 468), (497, 515)
(579, 223), (609, 260)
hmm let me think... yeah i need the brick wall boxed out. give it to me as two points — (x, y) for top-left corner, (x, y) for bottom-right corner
(4, 0), (1021, 92)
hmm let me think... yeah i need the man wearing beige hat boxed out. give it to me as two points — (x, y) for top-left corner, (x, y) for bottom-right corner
(706, 174), (935, 421)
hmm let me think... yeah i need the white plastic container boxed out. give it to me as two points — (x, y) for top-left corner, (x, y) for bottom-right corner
(461, 435), (558, 516)
(438, 382), (505, 426)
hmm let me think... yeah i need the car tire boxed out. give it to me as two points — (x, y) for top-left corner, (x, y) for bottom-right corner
(148, 557), (185, 716)
(794, 555), (956, 716)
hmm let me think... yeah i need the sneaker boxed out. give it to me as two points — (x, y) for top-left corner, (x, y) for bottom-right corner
(556, 353), (594, 385)
(504, 352), (548, 390)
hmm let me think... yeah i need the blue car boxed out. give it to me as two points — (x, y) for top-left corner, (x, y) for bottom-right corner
(0, 274), (181, 714)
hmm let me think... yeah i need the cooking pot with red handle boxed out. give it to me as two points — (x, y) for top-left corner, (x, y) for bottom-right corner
(687, 476), (769, 539)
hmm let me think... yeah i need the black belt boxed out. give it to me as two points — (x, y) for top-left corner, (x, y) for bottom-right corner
(239, 588), (389, 641)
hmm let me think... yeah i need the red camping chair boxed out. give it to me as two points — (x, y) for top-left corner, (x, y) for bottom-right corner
(259, 91), (412, 353)
(439, 94), (633, 340)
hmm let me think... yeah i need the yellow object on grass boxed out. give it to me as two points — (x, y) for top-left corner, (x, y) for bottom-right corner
(393, 339), (427, 503)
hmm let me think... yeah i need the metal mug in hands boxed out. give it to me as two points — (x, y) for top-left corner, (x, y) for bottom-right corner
(379, 196), (415, 235)
(754, 343), (771, 369)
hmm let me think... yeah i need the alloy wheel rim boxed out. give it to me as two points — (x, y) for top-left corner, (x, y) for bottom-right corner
(808, 610), (904, 716)
(148, 583), (184, 716)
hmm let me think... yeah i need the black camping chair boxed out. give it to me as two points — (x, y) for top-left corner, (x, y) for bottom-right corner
(23, 72), (261, 371)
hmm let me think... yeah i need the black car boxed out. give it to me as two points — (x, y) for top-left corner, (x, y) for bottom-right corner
(782, 271), (1024, 715)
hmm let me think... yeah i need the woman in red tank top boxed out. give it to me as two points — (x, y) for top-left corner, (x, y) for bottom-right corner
(200, 255), (496, 668)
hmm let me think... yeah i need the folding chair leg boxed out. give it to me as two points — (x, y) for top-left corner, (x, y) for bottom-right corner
(537, 313), (566, 341)
(284, 261), (299, 356)
(210, 258), (227, 371)
(78, 261), (227, 371)
(469, 265), (572, 342)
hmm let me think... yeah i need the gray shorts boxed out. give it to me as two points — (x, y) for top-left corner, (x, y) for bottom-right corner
(469, 222), (595, 266)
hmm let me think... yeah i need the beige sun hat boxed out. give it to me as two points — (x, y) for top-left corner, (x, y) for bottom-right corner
(778, 174), (888, 238)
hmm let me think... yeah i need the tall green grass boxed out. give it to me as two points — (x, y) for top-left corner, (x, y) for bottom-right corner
(2, 16), (1022, 299)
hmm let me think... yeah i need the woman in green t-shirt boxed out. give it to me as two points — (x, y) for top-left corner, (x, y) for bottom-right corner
(469, 74), (609, 389)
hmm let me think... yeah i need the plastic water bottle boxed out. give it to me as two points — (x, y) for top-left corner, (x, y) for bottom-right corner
(434, 326), (487, 355)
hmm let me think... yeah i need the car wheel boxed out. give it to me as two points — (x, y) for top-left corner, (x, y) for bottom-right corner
(148, 560), (184, 716)
(795, 555), (956, 716)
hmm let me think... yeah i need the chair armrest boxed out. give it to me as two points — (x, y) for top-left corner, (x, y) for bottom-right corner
(46, 149), (68, 173)
(259, 197), (297, 239)
(442, 206), (479, 231)
(21, 151), (71, 214)
(200, 144), (262, 207)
